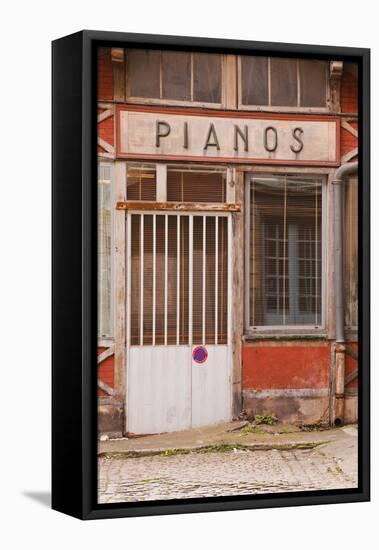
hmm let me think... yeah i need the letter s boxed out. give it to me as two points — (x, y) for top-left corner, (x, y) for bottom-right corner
(290, 127), (304, 154)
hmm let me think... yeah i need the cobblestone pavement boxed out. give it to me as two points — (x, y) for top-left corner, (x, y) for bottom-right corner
(98, 446), (357, 503)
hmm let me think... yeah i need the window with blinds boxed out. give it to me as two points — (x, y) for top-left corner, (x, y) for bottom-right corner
(98, 164), (114, 338)
(167, 166), (226, 203)
(127, 163), (156, 200)
(247, 174), (323, 328)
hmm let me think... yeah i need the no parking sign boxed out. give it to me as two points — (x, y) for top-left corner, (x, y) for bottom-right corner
(192, 346), (208, 364)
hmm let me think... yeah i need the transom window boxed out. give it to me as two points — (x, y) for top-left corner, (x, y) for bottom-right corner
(240, 56), (329, 109)
(126, 163), (227, 203)
(246, 174), (324, 329)
(126, 49), (222, 105)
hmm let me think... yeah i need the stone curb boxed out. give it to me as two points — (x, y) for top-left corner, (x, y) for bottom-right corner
(99, 440), (330, 459)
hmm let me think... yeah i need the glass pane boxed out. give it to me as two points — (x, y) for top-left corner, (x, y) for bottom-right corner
(130, 215), (140, 345)
(270, 58), (298, 106)
(127, 164), (156, 201)
(241, 56), (268, 105)
(155, 215), (165, 345)
(249, 175), (322, 326)
(167, 216), (178, 345)
(299, 59), (327, 107)
(162, 51), (191, 100)
(192, 216), (204, 344)
(179, 216), (189, 345)
(217, 217), (228, 343)
(193, 53), (221, 103)
(205, 217), (216, 344)
(127, 49), (160, 98)
(167, 167), (226, 203)
(142, 215), (153, 345)
(98, 166), (113, 338)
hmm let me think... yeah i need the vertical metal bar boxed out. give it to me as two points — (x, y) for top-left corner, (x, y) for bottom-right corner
(164, 214), (168, 346)
(202, 216), (206, 344)
(152, 214), (156, 345)
(176, 215), (180, 345)
(189, 215), (193, 346)
(140, 214), (144, 346)
(215, 216), (219, 345)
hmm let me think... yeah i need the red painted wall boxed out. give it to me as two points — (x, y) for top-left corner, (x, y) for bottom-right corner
(98, 49), (113, 101)
(242, 342), (330, 390)
(97, 347), (115, 397)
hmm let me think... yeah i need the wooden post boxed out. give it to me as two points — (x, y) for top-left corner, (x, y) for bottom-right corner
(231, 169), (244, 418)
(114, 161), (127, 431)
(112, 48), (125, 102)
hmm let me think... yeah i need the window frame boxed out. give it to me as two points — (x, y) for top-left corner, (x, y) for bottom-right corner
(98, 160), (115, 341)
(237, 56), (331, 113)
(244, 171), (328, 335)
(125, 50), (226, 109)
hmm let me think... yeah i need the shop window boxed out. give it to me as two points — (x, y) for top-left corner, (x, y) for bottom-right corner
(240, 56), (328, 109)
(127, 163), (156, 200)
(167, 166), (226, 203)
(98, 164), (114, 338)
(246, 174), (324, 329)
(126, 49), (222, 105)
(344, 176), (358, 329)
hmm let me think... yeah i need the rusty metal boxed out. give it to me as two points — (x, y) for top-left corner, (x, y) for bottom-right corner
(116, 201), (241, 212)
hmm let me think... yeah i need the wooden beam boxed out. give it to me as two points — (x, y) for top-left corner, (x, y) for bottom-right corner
(341, 148), (358, 163)
(97, 345), (115, 365)
(98, 137), (115, 154)
(116, 201), (241, 212)
(97, 109), (113, 124)
(97, 379), (115, 397)
(345, 368), (358, 386)
(114, 161), (127, 415)
(341, 119), (358, 138)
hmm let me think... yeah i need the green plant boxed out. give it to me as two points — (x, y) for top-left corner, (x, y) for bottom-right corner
(254, 413), (278, 425)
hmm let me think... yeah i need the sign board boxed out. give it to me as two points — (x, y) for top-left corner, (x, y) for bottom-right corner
(116, 106), (339, 166)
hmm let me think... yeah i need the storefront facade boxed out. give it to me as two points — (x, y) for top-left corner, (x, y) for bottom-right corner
(97, 48), (358, 436)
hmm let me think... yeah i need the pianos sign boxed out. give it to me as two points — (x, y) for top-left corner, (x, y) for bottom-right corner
(116, 106), (339, 166)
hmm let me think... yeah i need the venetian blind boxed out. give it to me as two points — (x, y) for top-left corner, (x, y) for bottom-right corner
(127, 163), (156, 201)
(167, 167), (226, 203)
(249, 175), (322, 327)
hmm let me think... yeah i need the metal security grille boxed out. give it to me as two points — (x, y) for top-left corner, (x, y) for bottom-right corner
(129, 213), (228, 346)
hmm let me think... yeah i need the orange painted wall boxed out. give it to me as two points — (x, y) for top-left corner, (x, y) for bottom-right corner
(242, 342), (330, 390)
(97, 347), (115, 397)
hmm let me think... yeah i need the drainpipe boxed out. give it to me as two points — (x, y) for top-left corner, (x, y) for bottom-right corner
(333, 161), (358, 425)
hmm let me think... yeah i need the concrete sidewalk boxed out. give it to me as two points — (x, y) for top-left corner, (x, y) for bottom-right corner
(98, 421), (358, 479)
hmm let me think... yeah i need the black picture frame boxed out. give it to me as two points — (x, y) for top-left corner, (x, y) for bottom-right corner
(52, 30), (370, 520)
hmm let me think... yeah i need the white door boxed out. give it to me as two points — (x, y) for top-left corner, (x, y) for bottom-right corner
(126, 212), (232, 434)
